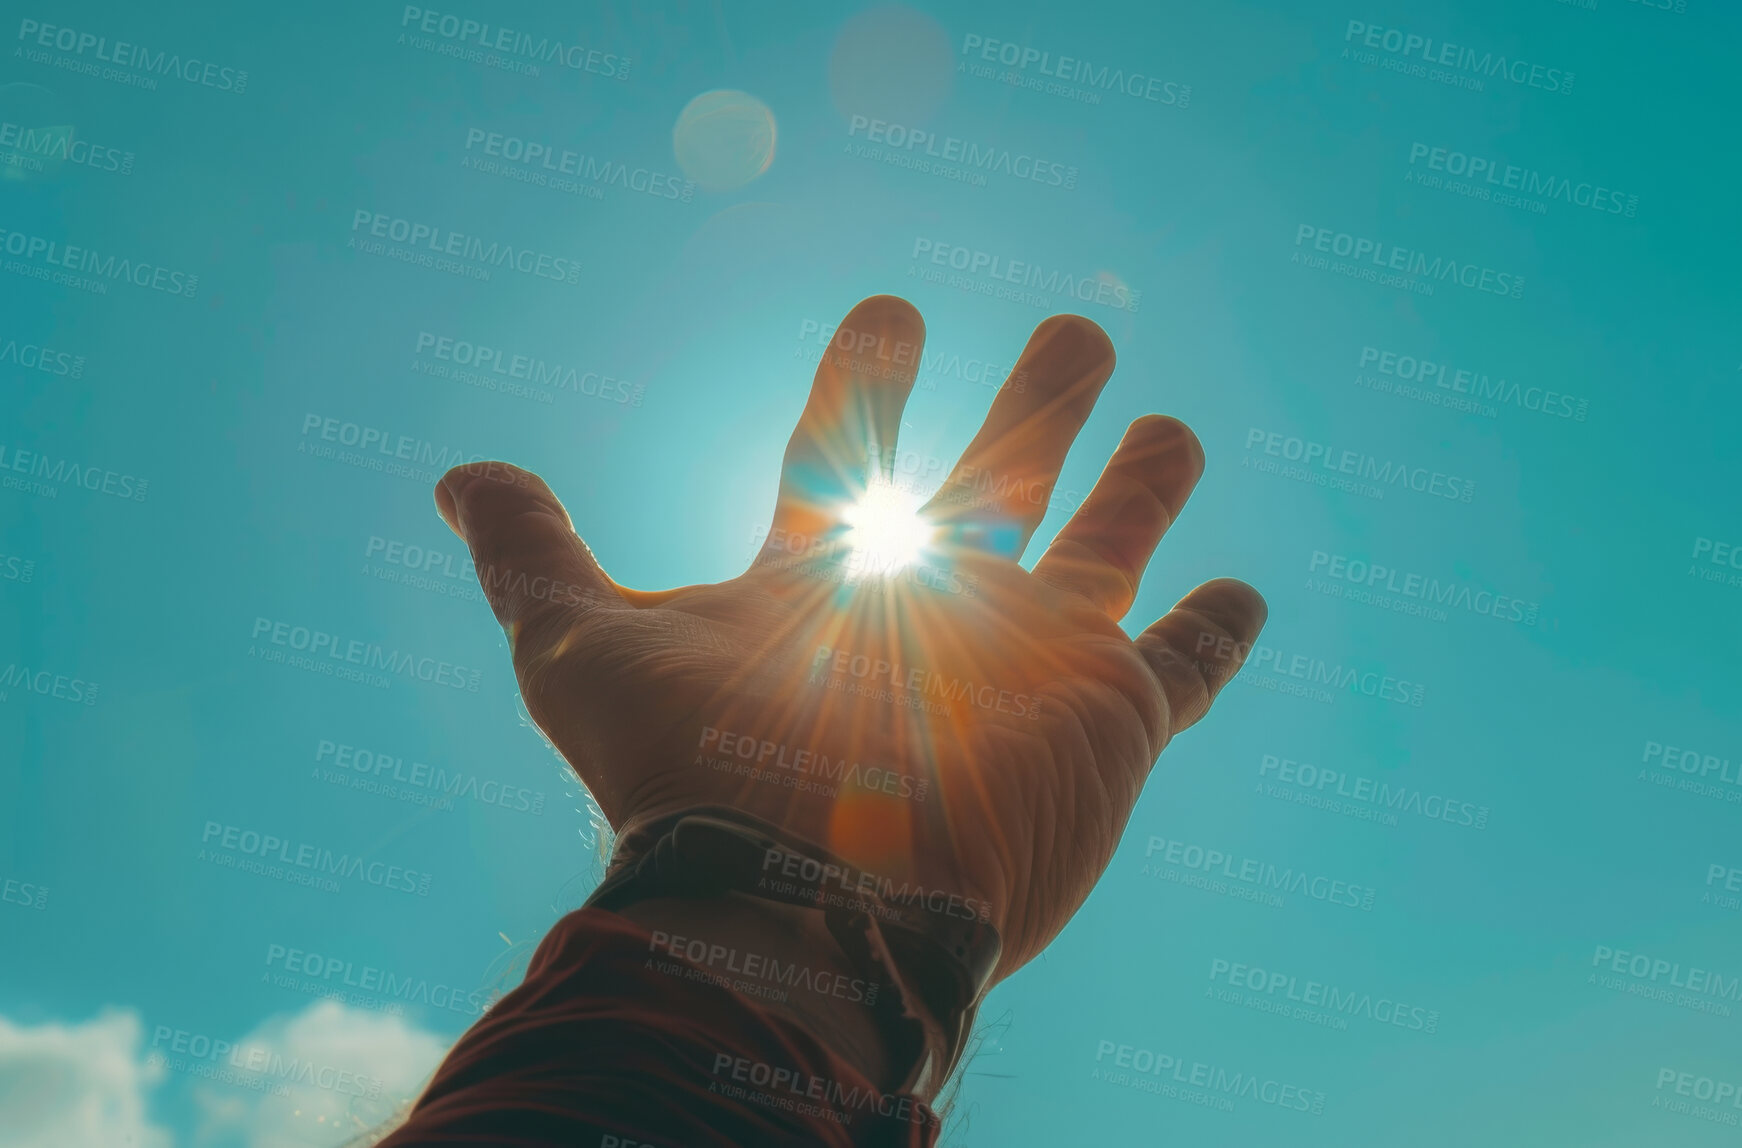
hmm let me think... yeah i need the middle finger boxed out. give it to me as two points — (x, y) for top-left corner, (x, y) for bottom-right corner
(919, 314), (1116, 562)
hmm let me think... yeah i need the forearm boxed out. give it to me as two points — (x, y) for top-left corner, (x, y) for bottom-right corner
(613, 890), (917, 1098)
(380, 900), (947, 1147)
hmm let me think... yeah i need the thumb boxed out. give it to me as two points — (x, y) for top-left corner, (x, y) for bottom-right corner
(435, 461), (622, 641)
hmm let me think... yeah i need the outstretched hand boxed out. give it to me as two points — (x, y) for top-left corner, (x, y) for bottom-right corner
(435, 295), (1266, 983)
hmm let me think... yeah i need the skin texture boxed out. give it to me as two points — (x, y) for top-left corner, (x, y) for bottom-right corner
(434, 295), (1268, 1000)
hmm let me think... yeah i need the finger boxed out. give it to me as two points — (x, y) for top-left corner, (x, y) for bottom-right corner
(1133, 578), (1268, 736)
(435, 461), (623, 643)
(1031, 415), (1204, 622)
(919, 313), (1115, 561)
(765, 295), (926, 560)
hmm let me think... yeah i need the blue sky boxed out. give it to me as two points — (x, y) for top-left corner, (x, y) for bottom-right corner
(3, 0), (1740, 1144)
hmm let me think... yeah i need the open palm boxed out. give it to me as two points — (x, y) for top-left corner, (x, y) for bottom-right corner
(435, 295), (1266, 983)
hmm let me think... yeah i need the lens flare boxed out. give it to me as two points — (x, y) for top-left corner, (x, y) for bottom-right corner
(672, 89), (777, 193)
(839, 477), (933, 579)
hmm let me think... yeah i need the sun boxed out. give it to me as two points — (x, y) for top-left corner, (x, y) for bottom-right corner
(839, 476), (934, 579)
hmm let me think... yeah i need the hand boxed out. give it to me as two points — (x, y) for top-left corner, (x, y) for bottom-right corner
(434, 295), (1266, 987)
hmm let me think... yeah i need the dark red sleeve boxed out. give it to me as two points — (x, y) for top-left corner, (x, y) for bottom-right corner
(375, 906), (943, 1148)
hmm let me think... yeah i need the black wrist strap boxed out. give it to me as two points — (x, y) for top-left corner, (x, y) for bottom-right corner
(582, 805), (1001, 1096)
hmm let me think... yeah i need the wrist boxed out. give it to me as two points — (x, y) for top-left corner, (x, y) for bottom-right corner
(591, 804), (993, 1103)
(614, 891), (920, 1098)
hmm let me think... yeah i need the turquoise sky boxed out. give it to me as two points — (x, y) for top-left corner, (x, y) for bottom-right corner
(3, 1), (1740, 1145)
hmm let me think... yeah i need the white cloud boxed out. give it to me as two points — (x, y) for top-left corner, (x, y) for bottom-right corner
(0, 1007), (172, 1148)
(0, 1000), (453, 1148)
(189, 1000), (451, 1148)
